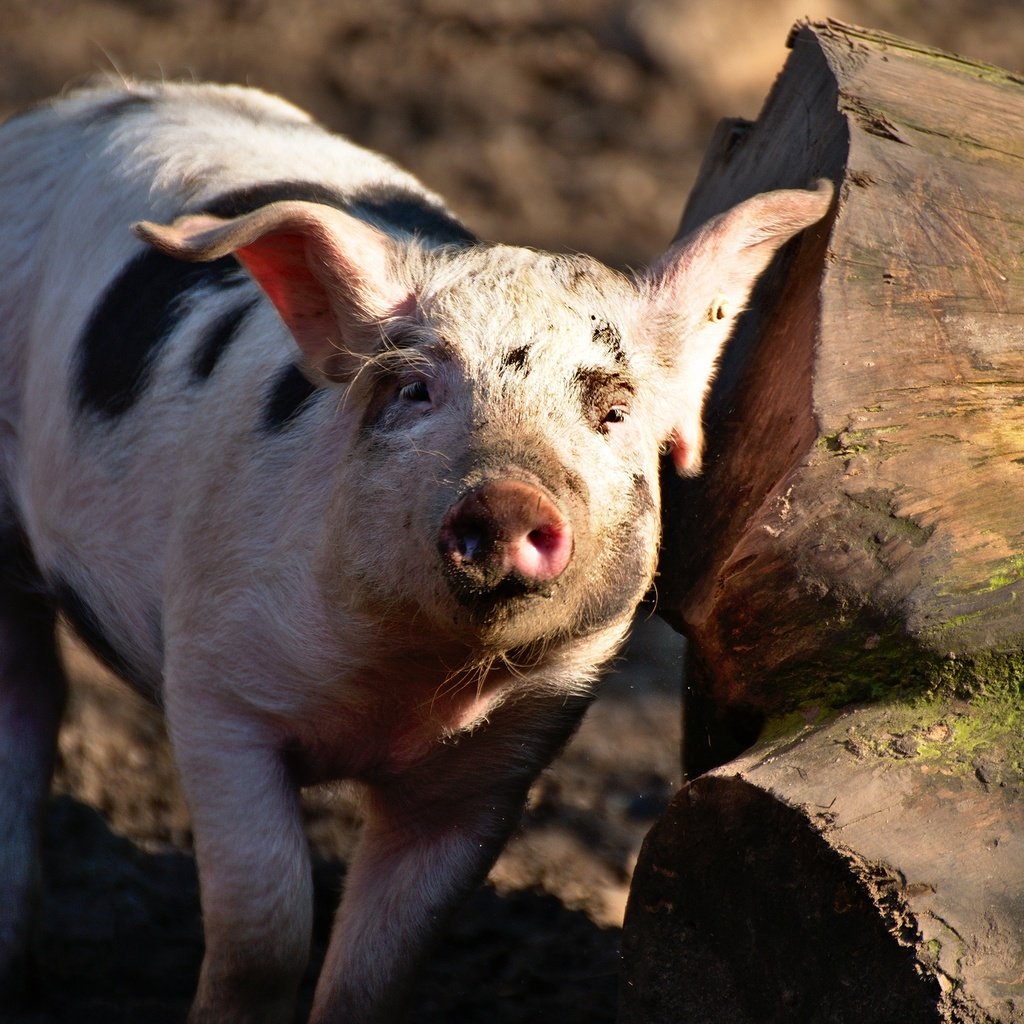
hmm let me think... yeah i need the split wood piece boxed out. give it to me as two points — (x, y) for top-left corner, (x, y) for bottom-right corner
(657, 17), (1024, 772)
(623, 19), (1024, 1024)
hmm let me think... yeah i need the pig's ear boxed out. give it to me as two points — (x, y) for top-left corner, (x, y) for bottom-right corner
(644, 180), (834, 475)
(134, 201), (416, 381)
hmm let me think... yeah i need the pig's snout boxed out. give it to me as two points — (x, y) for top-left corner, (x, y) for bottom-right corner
(439, 479), (573, 599)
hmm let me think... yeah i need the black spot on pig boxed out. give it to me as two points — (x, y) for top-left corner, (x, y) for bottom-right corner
(350, 185), (477, 246)
(199, 180), (476, 247)
(571, 366), (635, 428)
(200, 181), (351, 219)
(262, 363), (320, 432)
(592, 320), (626, 365)
(91, 93), (156, 124)
(75, 251), (250, 419)
(502, 346), (531, 372)
(191, 298), (259, 381)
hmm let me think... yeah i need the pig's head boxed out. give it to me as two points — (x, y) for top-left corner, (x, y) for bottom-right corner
(136, 181), (832, 656)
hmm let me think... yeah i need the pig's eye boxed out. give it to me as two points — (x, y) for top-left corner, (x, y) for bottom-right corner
(399, 380), (431, 404)
(577, 368), (635, 432)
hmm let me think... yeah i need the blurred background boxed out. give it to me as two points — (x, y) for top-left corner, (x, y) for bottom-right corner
(3, 3), (1020, 1021)
(2, 0), (1021, 272)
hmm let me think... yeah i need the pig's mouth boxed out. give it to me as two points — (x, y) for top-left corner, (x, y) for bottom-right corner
(444, 561), (559, 609)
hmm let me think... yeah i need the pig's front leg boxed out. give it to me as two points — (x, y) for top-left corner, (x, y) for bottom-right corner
(310, 690), (594, 1024)
(0, 545), (67, 1004)
(166, 678), (313, 1024)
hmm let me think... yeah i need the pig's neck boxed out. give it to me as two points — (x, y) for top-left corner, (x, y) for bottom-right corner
(278, 612), (630, 788)
(277, 652), (507, 786)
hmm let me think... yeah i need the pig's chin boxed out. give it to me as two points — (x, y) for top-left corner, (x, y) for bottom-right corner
(445, 587), (566, 651)
(438, 570), (643, 657)
(434, 541), (576, 650)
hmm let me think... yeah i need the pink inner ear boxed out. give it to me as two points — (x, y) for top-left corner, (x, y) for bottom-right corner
(235, 233), (333, 324)
(668, 429), (697, 475)
(233, 226), (418, 376)
(667, 416), (707, 476)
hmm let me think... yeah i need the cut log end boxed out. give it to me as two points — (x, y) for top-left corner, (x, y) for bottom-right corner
(621, 708), (1024, 1023)
(620, 776), (945, 1024)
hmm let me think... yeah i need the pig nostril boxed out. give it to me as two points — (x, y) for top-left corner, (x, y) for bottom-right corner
(457, 529), (483, 562)
(528, 526), (556, 552)
(516, 521), (571, 581)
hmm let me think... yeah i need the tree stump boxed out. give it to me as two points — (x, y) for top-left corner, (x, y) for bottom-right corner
(621, 19), (1024, 1024)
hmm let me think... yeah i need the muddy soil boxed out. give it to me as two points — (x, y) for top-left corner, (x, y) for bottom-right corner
(1, 2), (1019, 1021)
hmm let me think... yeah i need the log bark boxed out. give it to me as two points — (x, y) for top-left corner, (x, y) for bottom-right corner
(621, 19), (1024, 1024)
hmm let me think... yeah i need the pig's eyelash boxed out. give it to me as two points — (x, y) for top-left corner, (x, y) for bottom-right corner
(347, 347), (438, 419)
(357, 346), (433, 382)
(398, 380), (430, 403)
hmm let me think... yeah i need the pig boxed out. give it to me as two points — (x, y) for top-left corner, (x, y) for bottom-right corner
(0, 80), (832, 1023)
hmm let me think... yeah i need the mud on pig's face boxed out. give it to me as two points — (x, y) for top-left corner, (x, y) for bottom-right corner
(339, 245), (669, 654)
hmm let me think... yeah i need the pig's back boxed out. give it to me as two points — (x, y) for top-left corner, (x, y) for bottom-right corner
(0, 82), (471, 694)
(0, 80), (465, 429)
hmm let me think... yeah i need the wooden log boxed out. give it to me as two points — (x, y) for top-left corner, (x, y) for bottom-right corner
(621, 19), (1024, 1024)
(657, 17), (1024, 769)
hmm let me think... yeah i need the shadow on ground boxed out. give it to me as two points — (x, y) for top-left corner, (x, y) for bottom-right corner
(24, 796), (620, 1024)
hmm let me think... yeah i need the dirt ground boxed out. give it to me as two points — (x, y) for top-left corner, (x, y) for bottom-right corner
(1, 2), (1021, 1021)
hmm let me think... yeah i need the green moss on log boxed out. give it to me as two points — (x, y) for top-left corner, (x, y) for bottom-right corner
(767, 636), (1024, 782)
(773, 621), (946, 711)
